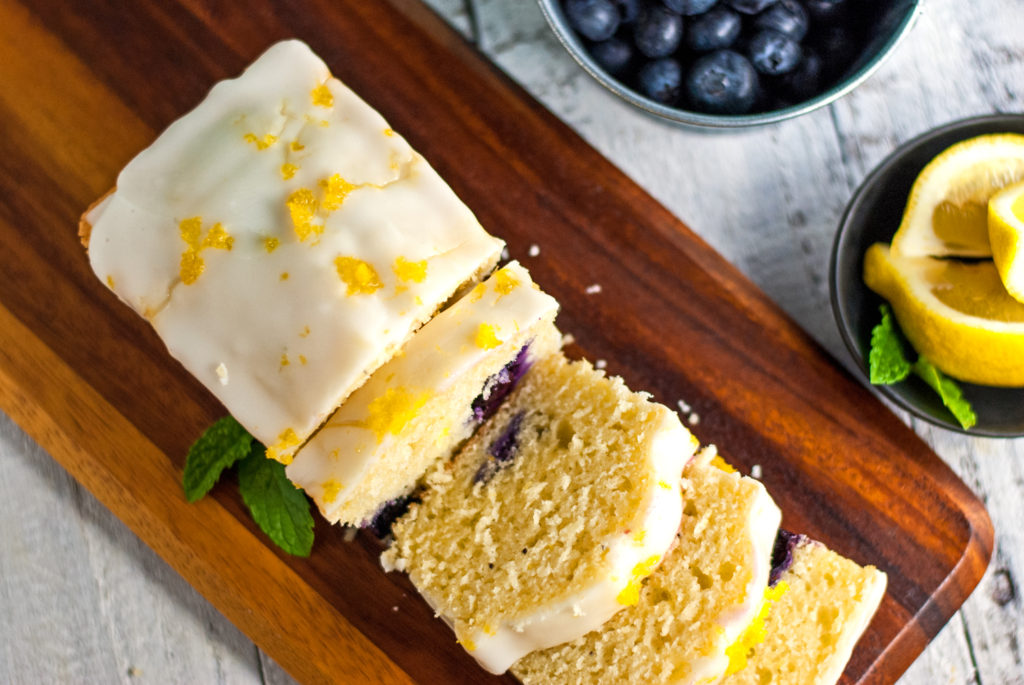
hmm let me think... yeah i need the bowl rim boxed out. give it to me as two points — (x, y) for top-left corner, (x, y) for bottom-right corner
(536, 0), (923, 128)
(828, 112), (1024, 438)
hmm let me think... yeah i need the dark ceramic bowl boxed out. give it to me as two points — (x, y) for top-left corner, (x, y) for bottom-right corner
(830, 114), (1024, 437)
(537, 0), (921, 128)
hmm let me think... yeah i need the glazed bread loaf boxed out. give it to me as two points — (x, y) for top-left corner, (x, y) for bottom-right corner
(81, 40), (503, 464)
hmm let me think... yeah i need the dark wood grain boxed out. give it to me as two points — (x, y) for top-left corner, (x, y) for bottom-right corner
(0, 1), (992, 683)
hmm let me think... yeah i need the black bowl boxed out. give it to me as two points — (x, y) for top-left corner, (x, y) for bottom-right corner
(830, 113), (1024, 437)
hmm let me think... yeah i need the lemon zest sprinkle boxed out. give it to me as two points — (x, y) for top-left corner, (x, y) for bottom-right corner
(243, 132), (277, 150)
(311, 83), (334, 108)
(724, 582), (789, 675)
(287, 188), (321, 242)
(334, 256), (383, 295)
(616, 555), (661, 606)
(393, 256), (428, 283)
(281, 163), (299, 180)
(263, 237), (280, 253)
(475, 323), (503, 349)
(321, 479), (343, 504)
(362, 387), (431, 442)
(266, 428), (301, 465)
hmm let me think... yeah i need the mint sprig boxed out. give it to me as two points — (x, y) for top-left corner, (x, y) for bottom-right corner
(869, 304), (912, 384)
(238, 444), (315, 557)
(183, 416), (253, 502)
(182, 418), (314, 555)
(911, 358), (978, 430)
(868, 304), (977, 430)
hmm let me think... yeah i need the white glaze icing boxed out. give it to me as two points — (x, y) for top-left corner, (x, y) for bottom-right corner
(86, 40), (503, 461)
(286, 261), (559, 525)
(441, 409), (698, 674)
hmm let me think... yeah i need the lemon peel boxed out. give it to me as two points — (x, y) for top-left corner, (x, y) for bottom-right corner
(863, 243), (1024, 387)
(891, 133), (1024, 258)
(989, 179), (1024, 303)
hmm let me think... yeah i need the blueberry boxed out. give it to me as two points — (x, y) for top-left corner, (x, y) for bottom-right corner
(590, 36), (634, 74)
(776, 48), (822, 100)
(685, 49), (758, 114)
(725, 0), (777, 15)
(637, 58), (683, 103)
(685, 6), (741, 51)
(611, 0), (641, 24)
(802, 0), (848, 25)
(747, 29), (802, 75)
(634, 5), (684, 58)
(663, 0), (718, 15)
(753, 0), (808, 41)
(565, 0), (620, 42)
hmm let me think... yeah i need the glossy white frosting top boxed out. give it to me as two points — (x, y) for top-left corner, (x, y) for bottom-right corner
(286, 261), (559, 525)
(86, 40), (503, 461)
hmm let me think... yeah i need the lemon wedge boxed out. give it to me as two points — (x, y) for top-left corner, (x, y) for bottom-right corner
(989, 179), (1024, 303)
(890, 133), (1024, 258)
(863, 242), (1024, 386)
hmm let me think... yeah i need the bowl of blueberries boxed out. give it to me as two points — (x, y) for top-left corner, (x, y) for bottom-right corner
(538, 0), (921, 127)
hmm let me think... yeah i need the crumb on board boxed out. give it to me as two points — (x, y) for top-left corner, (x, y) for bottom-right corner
(687, 412), (700, 426)
(751, 464), (762, 480)
(528, 243), (540, 257)
(595, 359), (607, 370)
(343, 527), (358, 542)
(561, 332), (576, 346)
(500, 246), (510, 261)
(585, 283), (602, 295)
(677, 399), (691, 414)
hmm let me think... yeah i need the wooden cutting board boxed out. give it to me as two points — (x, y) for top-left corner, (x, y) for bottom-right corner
(0, 0), (993, 683)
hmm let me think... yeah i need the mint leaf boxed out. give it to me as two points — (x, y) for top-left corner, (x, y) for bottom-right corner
(912, 358), (978, 430)
(183, 416), (253, 502)
(237, 444), (314, 557)
(869, 304), (912, 384)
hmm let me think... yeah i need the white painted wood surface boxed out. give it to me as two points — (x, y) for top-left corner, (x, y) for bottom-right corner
(1, 0), (1022, 683)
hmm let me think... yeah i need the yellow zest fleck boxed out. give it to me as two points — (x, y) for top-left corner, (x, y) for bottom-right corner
(290, 140), (305, 151)
(335, 256), (383, 295)
(179, 217), (205, 285)
(456, 636), (477, 652)
(616, 555), (661, 606)
(724, 581), (789, 675)
(106, 275), (115, 289)
(492, 267), (520, 296)
(244, 132), (277, 150)
(393, 256), (428, 283)
(266, 428), (301, 464)
(321, 479), (343, 504)
(383, 128), (395, 137)
(299, 355), (307, 365)
(300, 326), (311, 338)
(287, 188), (321, 242)
(201, 222), (234, 250)
(482, 624), (496, 636)
(475, 323), (503, 349)
(415, 295), (423, 306)
(632, 530), (646, 544)
(710, 455), (737, 473)
(469, 282), (487, 302)
(263, 237), (280, 253)
(311, 83), (334, 108)
(320, 174), (359, 211)
(362, 387), (431, 442)
(658, 479), (673, 490)
(280, 272), (289, 281)
(281, 163), (299, 180)
(280, 353), (290, 367)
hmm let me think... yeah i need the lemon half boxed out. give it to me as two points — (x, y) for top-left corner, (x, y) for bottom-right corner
(863, 243), (1024, 386)
(890, 133), (1024, 258)
(989, 179), (1024, 303)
